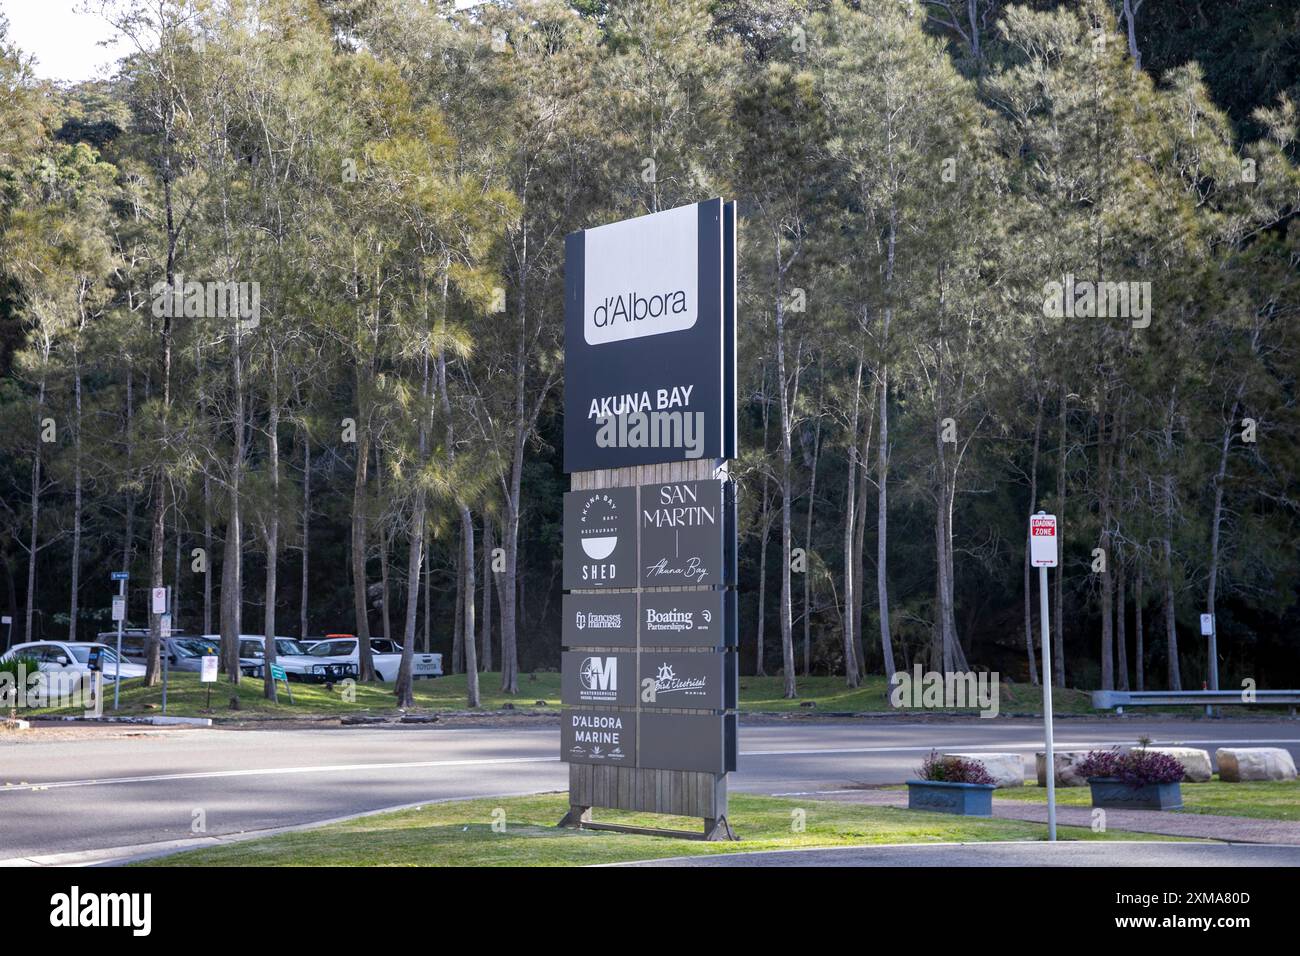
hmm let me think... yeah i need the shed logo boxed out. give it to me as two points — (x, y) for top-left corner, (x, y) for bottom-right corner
(579, 656), (618, 700)
(578, 492), (620, 561)
(652, 662), (708, 697)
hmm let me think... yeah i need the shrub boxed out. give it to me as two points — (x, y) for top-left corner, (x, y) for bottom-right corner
(0, 655), (41, 708)
(1076, 744), (1185, 786)
(916, 750), (995, 785)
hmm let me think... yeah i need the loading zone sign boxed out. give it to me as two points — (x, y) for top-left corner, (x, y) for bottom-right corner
(1030, 513), (1058, 567)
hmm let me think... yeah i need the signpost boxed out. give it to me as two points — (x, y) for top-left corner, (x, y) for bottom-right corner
(1, 615), (11, 653)
(1030, 511), (1059, 841)
(560, 199), (739, 840)
(110, 571), (129, 708)
(200, 654), (219, 711)
(269, 662), (293, 703)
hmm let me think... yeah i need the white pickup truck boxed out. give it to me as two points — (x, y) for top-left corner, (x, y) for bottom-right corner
(305, 636), (442, 683)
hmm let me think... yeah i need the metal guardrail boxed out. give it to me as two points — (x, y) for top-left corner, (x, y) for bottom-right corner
(1092, 689), (1300, 715)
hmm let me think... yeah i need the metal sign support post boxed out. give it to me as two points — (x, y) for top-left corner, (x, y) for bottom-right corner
(113, 577), (126, 709)
(1040, 563), (1056, 842)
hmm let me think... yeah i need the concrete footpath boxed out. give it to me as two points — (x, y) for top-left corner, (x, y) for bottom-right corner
(800, 789), (1300, 845)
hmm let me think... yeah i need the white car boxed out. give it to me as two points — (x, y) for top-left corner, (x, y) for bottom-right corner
(2, 641), (146, 686)
(306, 636), (442, 682)
(218, 635), (328, 682)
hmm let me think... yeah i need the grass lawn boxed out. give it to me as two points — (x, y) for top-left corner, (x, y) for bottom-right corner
(141, 792), (1183, 867)
(996, 779), (1300, 821)
(32, 670), (1268, 721)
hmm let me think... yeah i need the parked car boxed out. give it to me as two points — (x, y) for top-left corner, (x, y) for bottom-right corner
(97, 632), (261, 677)
(2, 640), (146, 686)
(306, 635), (442, 682)
(228, 635), (345, 682)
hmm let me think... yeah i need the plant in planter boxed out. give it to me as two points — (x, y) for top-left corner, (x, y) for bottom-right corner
(1077, 739), (1186, 811)
(907, 751), (997, 816)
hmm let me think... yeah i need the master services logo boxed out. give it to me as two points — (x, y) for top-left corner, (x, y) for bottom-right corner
(579, 656), (618, 701)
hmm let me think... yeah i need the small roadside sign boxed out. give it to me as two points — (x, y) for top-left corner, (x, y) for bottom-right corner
(269, 662), (293, 703)
(151, 587), (168, 615)
(111, 596), (125, 622)
(111, 571), (130, 581)
(200, 655), (219, 683)
(1200, 613), (1214, 636)
(1, 615), (11, 625)
(1029, 513), (1058, 568)
(160, 614), (172, 639)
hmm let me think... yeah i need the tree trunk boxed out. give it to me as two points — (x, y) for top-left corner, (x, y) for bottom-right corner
(1052, 386), (1067, 687)
(452, 543), (464, 675)
(1162, 391), (1182, 690)
(481, 516), (494, 671)
(1022, 392), (1042, 683)
(774, 247), (797, 699)
(1098, 404), (1115, 691)
(203, 472), (212, 636)
(219, 327), (244, 682)
(395, 494), (425, 708)
(801, 413), (821, 676)
(68, 359), (82, 642)
(375, 444), (392, 645)
(1205, 392), (1240, 691)
(350, 419), (374, 681)
(25, 377), (45, 644)
(1135, 561), (1145, 691)
(1116, 559), (1129, 690)
(459, 507), (480, 706)
(299, 434), (310, 643)
(262, 381), (280, 702)
(876, 367), (897, 681)
(841, 357), (863, 687)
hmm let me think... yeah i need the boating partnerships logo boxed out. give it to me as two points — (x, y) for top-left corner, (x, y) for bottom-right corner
(644, 607), (711, 632)
(50, 887), (151, 936)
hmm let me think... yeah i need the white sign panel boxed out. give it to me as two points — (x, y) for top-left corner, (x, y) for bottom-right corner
(151, 587), (168, 615)
(582, 203), (698, 345)
(1029, 513), (1058, 567)
(200, 655), (219, 682)
(1, 615), (11, 625)
(111, 596), (126, 622)
(160, 614), (172, 639)
(1200, 613), (1214, 636)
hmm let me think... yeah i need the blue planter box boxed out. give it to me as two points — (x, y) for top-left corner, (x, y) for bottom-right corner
(1088, 778), (1183, 810)
(906, 780), (996, 816)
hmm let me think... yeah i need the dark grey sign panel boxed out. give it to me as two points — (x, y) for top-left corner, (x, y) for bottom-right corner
(564, 200), (727, 473)
(639, 713), (727, 773)
(724, 713), (738, 772)
(562, 709), (636, 766)
(640, 651), (726, 711)
(638, 590), (725, 648)
(639, 480), (724, 588)
(563, 592), (637, 648)
(563, 487), (637, 590)
(561, 651), (637, 707)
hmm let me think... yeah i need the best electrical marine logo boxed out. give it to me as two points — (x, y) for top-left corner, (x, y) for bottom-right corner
(651, 662), (708, 697)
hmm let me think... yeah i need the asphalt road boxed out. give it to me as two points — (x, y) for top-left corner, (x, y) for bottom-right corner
(2, 717), (1297, 862)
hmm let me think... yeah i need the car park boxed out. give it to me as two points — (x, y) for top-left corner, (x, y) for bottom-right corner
(306, 635), (442, 682)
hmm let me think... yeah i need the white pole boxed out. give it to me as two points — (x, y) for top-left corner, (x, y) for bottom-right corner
(1039, 563), (1056, 841)
(113, 578), (125, 709)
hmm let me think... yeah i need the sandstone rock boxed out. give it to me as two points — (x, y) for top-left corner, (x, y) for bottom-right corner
(1134, 746), (1212, 783)
(1035, 750), (1092, 787)
(942, 752), (1024, 788)
(1215, 747), (1298, 782)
